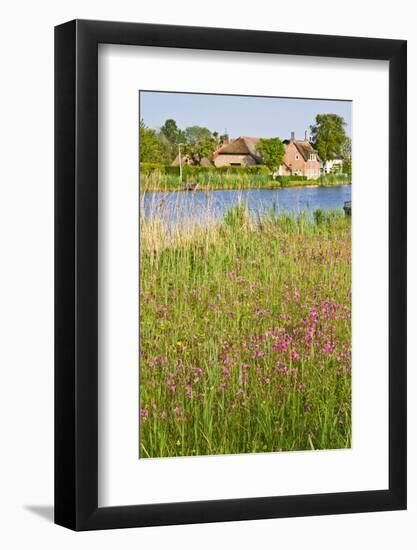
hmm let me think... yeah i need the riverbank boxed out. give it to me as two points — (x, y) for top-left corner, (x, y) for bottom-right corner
(140, 207), (352, 458)
(140, 172), (351, 193)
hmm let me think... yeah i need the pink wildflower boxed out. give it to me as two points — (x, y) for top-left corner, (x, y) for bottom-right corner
(140, 408), (149, 421)
(185, 383), (192, 400)
(323, 341), (334, 354)
(309, 307), (318, 320)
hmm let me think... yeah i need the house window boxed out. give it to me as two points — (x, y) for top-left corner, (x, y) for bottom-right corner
(309, 153), (316, 161)
(295, 154), (300, 160)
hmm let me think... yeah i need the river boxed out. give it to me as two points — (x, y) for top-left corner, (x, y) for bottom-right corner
(142, 184), (351, 225)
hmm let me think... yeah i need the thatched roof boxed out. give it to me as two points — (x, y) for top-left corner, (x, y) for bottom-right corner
(295, 140), (319, 161)
(283, 137), (320, 161)
(214, 137), (262, 162)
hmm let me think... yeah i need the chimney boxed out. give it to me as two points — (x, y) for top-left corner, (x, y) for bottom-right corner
(304, 130), (308, 141)
(220, 134), (230, 146)
(290, 131), (295, 141)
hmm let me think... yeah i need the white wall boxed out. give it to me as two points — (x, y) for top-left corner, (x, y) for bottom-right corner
(0, 1), (415, 548)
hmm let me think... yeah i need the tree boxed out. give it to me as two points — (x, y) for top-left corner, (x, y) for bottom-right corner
(341, 136), (352, 176)
(342, 136), (352, 159)
(139, 119), (171, 164)
(256, 138), (285, 174)
(309, 114), (347, 163)
(184, 137), (216, 165)
(184, 126), (213, 146)
(160, 119), (186, 162)
(183, 126), (215, 164)
(160, 119), (185, 154)
(157, 132), (173, 164)
(160, 119), (181, 145)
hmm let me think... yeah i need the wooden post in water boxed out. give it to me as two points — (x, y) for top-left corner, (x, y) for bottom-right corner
(343, 201), (352, 215)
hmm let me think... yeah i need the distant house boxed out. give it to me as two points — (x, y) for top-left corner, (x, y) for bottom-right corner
(213, 136), (262, 167)
(214, 133), (320, 179)
(171, 132), (321, 179)
(321, 156), (343, 174)
(282, 132), (321, 179)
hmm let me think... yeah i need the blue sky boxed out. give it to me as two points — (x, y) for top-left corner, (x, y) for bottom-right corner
(140, 91), (352, 140)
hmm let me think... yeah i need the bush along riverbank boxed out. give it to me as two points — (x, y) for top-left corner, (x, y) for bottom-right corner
(140, 205), (351, 458)
(139, 163), (351, 192)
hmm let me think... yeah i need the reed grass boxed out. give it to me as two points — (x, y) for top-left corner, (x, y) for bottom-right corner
(140, 170), (351, 192)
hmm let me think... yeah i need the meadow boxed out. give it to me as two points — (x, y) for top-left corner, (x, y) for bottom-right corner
(139, 201), (351, 458)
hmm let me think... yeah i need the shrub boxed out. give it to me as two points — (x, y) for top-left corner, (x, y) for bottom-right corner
(140, 163), (272, 177)
(318, 174), (351, 186)
(164, 165), (180, 176)
(277, 175), (307, 184)
(182, 164), (270, 176)
(140, 162), (167, 175)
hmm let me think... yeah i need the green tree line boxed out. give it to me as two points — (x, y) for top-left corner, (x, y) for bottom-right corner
(140, 118), (230, 165)
(140, 114), (351, 176)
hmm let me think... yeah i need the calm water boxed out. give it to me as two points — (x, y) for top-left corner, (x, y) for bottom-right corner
(142, 185), (351, 225)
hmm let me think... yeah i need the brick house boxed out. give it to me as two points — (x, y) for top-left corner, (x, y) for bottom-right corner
(213, 133), (320, 179)
(212, 136), (262, 167)
(172, 132), (321, 179)
(281, 132), (321, 179)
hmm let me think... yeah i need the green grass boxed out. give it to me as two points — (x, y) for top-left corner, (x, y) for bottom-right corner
(140, 170), (351, 192)
(139, 205), (351, 458)
(140, 170), (276, 192)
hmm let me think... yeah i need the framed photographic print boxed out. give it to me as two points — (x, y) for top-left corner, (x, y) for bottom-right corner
(55, 20), (407, 530)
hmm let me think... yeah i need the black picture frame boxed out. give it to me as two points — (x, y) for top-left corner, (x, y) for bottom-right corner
(55, 19), (407, 531)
